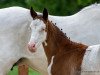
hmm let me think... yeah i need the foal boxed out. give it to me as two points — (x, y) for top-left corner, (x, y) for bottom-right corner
(29, 8), (100, 75)
(42, 17), (88, 75)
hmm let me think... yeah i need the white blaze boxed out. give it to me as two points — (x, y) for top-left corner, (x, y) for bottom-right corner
(29, 19), (47, 48)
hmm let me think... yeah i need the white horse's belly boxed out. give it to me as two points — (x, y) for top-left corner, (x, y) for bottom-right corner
(49, 4), (100, 46)
(81, 72), (100, 75)
(81, 45), (100, 75)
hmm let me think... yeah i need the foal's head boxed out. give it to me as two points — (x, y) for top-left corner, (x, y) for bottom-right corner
(28, 7), (49, 51)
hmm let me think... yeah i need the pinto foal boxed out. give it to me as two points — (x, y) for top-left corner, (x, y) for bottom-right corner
(29, 8), (100, 75)
(43, 19), (88, 75)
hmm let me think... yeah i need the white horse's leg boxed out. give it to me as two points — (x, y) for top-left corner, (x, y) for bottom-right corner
(0, 60), (10, 75)
(0, 67), (9, 75)
(0, 73), (5, 75)
(0, 53), (20, 75)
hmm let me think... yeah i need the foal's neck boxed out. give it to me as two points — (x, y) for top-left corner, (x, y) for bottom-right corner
(43, 21), (88, 64)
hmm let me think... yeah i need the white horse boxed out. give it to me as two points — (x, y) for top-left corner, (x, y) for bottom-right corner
(0, 7), (48, 75)
(48, 3), (100, 45)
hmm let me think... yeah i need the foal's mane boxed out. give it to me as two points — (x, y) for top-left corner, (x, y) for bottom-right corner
(46, 20), (88, 52)
(47, 20), (72, 44)
(47, 20), (71, 43)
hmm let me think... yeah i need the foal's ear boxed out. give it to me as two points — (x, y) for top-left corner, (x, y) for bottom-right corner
(43, 8), (48, 20)
(30, 7), (37, 19)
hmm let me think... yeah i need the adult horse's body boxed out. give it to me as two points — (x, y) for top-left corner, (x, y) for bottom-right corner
(0, 7), (48, 75)
(29, 8), (100, 75)
(49, 3), (100, 45)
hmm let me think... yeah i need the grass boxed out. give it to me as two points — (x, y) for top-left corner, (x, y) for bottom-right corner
(8, 66), (41, 75)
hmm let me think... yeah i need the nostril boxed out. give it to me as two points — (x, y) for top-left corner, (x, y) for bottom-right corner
(28, 43), (36, 53)
(32, 44), (35, 48)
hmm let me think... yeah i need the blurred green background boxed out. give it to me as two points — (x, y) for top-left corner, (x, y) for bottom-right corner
(0, 0), (100, 16)
(0, 0), (99, 75)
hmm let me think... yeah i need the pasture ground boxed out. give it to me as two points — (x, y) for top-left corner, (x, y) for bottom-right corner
(8, 66), (41, 75)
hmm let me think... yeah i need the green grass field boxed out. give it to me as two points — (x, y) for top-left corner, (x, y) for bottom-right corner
(8, 66), (41, 75)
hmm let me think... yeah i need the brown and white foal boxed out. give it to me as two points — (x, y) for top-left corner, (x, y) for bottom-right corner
(28, 7), (100, 75)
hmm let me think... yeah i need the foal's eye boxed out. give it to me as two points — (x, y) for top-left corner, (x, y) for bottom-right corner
(42, 28), (45, 30)
(41, 28), (47, 32)
(30, 27), (31, 30)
